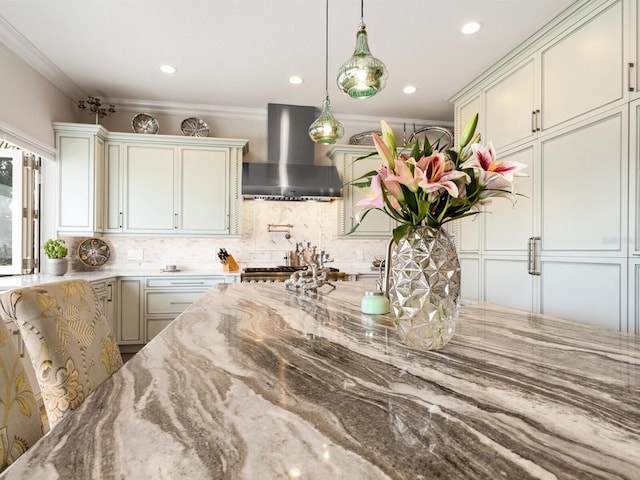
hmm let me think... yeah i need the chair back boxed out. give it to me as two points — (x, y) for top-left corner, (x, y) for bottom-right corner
(0, 279), (123, 428)
(0, 320), (43, 472)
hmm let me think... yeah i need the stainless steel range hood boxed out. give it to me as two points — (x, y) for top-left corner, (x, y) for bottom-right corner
(242, 103), (342, 201)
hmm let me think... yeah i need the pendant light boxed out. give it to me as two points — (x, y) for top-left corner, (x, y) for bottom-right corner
(309, 0), (344, 144)
(336, 0), (388, 99)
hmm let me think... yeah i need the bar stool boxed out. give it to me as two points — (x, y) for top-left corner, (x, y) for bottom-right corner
(0, 279), (123, 428)
(0, 320), (43, 472)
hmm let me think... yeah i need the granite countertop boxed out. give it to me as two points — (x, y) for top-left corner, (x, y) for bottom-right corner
(2, 282), (639, 479)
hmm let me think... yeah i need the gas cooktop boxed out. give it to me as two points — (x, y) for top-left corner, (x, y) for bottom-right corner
(241, 266), (345, 282)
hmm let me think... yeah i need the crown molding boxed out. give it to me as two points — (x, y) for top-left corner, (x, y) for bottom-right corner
(0, 15), (86, 101)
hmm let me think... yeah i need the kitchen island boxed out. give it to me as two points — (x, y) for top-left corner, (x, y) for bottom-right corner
(2, 282), (638, 479)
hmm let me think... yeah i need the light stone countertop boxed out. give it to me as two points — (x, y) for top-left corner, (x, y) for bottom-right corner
(2, 282), (639, 479)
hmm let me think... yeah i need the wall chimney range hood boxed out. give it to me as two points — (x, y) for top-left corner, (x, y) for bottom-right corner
(242, 103), (343, 201)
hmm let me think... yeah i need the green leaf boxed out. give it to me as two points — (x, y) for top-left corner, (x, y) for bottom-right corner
(392, 224), (411, 244)
(458, 113), (478, 149)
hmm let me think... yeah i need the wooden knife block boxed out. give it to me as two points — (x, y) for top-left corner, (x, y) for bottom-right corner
(223, 255), (239, 272)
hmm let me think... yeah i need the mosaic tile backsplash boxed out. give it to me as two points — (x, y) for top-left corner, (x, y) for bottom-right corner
(63, 201), (388, 275)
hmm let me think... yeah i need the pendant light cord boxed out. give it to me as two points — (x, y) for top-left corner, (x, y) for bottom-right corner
(360, 0), (364, 22)
(324, 0), (329, 96)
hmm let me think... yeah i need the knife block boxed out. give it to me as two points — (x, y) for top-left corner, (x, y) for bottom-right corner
(223, 255), (239, 272)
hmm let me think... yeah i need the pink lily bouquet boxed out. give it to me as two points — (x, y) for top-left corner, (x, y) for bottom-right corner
(352, 114), (527, 243)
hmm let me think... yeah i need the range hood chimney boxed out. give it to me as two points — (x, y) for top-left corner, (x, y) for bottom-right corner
(242, 103), (343, 201)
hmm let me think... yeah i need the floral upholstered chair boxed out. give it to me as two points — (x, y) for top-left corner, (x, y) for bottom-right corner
(0, 279), (123, 429)
(0, 320), (43, 472)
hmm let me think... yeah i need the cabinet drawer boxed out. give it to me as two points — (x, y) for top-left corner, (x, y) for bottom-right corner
(145, 276), (222, 289)
(146, 290), (205, 315)
(146, 318), (174, 342)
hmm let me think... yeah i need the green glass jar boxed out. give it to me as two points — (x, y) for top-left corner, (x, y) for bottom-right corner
(361, 291), (390, 315)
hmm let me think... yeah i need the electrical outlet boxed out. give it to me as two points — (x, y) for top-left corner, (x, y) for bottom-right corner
(128, 249), (143, 261)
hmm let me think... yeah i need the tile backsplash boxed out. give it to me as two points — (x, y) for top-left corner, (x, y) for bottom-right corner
(63, 201), (388, 275)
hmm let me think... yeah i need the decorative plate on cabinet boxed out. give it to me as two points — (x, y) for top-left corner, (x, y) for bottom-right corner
(131, 113), (159, 134)
(77, 238), (110, 268)
(349, 130), (381, 146)
(406, 126), (453, 151)
(181, 117), (210, 137)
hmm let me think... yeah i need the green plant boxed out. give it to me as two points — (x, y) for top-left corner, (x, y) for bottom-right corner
(43, 239), (68, 259)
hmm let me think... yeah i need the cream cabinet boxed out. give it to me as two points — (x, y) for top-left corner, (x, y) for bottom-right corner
(54, 123), (108, 235)
(144, 276), (229, 342)
(90, 277), (117, 335)
(456, 0), (627, 154)
(451, 0), (632, 332)
(118, 277), (144, 345)
(55, 124), (247, 237)
(329, 145), (396, 238)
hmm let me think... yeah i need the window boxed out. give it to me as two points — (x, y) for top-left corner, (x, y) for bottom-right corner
(0, 145), (39, 275)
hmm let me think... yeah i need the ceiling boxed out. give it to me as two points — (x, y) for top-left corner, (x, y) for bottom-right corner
(0, 0), (576, 123)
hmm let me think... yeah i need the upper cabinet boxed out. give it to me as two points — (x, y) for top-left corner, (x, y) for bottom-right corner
(455, 0), (627, 153)
(55, 123), (108, 235)
(53, 123), (247, 237)
(330, 145), (396, 238)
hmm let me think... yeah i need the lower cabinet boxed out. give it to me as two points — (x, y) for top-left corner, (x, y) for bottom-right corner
(116, 275), (236, 347)
(90, 277), (117, 335)
(144, 276), (227, 342)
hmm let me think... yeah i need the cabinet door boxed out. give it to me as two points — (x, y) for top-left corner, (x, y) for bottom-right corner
(124, 145), (176, 232)
(178, 147), (229, 234)
(540, 258), (626, 331)
(540, 108), (627, 256)
(630, 99), (640, 255)
(483, 143), (535, 253)
(628, 259), (640, 334)
(104, 142), (123, 232)
(540, 0), (625, 130)
(118, 277), (144, 344)
(56, 126), (106, 235)
(485, 57), (537, 151)
(483, 257), (534, 311)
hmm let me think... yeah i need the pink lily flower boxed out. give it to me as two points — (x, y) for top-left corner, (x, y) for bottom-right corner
(372, 133), (396, 170)
(417, 151), (469, 199)
(386, 158), (422, 193)
(460, 142), (526, 185)
(378, 164), (404, 201)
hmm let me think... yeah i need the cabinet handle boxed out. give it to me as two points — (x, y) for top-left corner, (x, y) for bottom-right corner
(107, 283), (113, 302)
(169, 281), (205, 285)
(227, 214), (230, 230)
(174, 213), (178, 230)
(535, 109), (541, 132)
(531, 111), (536, 133)
(528, 236), (541, 276)
(119, 212), (122, 229)
(629, 62), (635, 92)
(170, 301), (193, 305)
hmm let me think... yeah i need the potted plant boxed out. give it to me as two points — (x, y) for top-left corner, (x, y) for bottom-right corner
(44, 239), (69, 276)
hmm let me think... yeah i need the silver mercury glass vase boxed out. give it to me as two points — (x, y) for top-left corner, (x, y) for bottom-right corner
(388, 226), (460, 350)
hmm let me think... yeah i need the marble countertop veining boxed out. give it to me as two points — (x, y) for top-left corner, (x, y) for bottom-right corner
(2, 282), (639, 479)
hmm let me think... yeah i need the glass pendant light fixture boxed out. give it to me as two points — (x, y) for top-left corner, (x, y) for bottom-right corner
(336, 0), (388, 99)
(309, 0), (344, 144)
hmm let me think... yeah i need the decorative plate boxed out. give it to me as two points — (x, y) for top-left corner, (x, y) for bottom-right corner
(131, 113), (159, 134)
(349, 130), (382, 146)
(406, 126), (454, 151)
(77, 238), (110, 268)
(181, 117), (210, 137)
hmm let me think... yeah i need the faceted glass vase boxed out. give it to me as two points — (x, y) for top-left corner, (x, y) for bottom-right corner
(389, 226), (460, 350)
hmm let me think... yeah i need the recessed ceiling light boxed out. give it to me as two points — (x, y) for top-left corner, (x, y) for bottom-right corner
(289, 75), (304, 85)
(403, 85), (417, 94)
(160, 64), (177, 74)
(461, 21), (482, 35)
